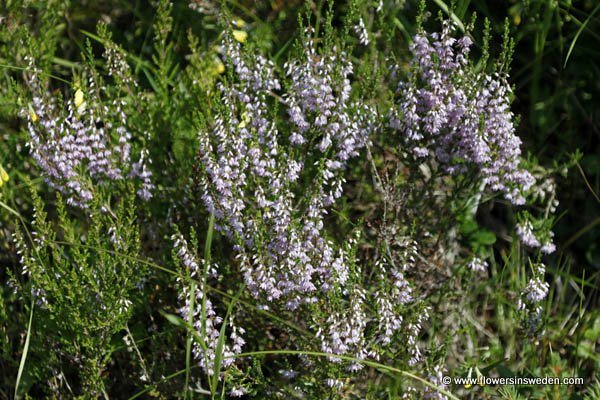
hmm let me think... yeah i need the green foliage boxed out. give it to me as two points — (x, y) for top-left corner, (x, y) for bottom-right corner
(11, 184), (144, 395)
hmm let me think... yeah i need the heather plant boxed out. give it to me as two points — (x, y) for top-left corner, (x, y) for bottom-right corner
(189, 26), (423, 394)
(24, 56), (154, 208)
(365, 11), (563, 300)
(0, 1), (598, 399)
(390, 19), (535, 205)
(10, 184), (144, 396)
(181, 9), (558, 397)
(197, 28), (375, 305)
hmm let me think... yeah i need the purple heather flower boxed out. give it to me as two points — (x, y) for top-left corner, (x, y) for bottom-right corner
(518, 263), (549, 336)
(354, 18), (369, 45)
(423, 365), (449, 400)
(229, 387), (246, 397)
(516, 221), (541, 248)
(391, 20), (534, 205)
(198, 30), (376, 307)
(468, 257), (488, 272)
(25, 58), (153, 207)
(325, 378), (345, 390)
(172, 233), (244, 375)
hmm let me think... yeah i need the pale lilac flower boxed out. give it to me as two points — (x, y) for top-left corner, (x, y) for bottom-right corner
(229, 387), (246, 397)
(325, 378), (345, 390)
(198, 31), (376, 307)
(468, 257), (487, 272)
(518, 263), (549, 336)
(316, 286), (376, 365)
(407, 308), (429, 367)
(522, 275), (549, 304)
(516, 221), (541, 248)
(24, 58), (153, 207)
(391, 20), (534, 205)
(541, 240), (556, 254)
(279, 369), (297, 379)
(172, 233), (244, 375)
(354, 18), (369, 45)
(423, 365), (449, 400)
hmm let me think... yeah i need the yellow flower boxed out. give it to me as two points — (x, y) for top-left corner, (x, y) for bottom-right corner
(232, 18), (246, 28)
(215, 59), (225, 75)
(475, 369), (485, 387)
(74, 88), (84, 108)
(28, 104), (38, 122)
(74, 88), (87, 114)
(233, 30), (248, 43)
(0, 164), (8, 187)
(509, 5), (522, 26)
(513, 14), (521, 26)
(237, 111), (251, 129)
(464, 367), (473, 388)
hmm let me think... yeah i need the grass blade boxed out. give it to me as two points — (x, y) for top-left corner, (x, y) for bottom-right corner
(564, 3), (600, 67)
(14, 300), (34, 400)
(432, 0), (466, 32)
(0, 199), (24, 219)
(201, 214), (215, 388)
(204, 214), (215, 262)
(183, 280), (196, 399)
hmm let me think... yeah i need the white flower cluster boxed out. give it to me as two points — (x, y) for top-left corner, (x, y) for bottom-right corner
(517, 262), (549, 336)
(173, 233), (244, 376)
